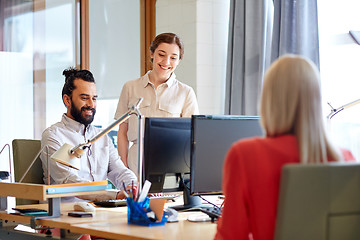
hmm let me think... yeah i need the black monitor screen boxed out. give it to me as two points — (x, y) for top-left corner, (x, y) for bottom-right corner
(143, 117), (191, 193)
(190, 115), (263, 195)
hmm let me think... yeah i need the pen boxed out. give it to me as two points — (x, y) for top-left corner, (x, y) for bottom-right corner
(132, 180), (135, 201)
(121, 188), (129, 198)
(122, 181), (129, 198)
(129, 187), (133, 199)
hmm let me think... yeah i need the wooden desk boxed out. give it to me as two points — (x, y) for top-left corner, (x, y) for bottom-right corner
(0, 203), (127, 231)
(70, 210), (216, 240)
(0, 199), (219, 240)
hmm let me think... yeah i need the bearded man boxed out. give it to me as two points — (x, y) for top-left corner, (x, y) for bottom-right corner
(40, 68), (137, 202)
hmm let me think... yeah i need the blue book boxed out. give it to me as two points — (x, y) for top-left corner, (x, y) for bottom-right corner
(46, 184), (112, 194)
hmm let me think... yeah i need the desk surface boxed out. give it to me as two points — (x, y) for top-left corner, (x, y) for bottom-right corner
(71, 211), (216, 240)
(0, 197), (220, 240)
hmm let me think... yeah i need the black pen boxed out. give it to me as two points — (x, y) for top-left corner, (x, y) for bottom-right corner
(122, 181), (126, 191)
(130, 180), (134, 200)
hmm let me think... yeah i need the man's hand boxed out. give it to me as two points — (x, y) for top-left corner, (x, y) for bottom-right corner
(116, 184), (138, 200)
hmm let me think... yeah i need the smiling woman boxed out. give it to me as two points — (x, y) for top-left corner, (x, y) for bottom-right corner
(113, 32), (200, 175)
(148, 33), (183, 88)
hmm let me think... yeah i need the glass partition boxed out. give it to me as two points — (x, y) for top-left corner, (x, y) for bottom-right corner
(0, 0), (78, 172)
(0, 1), (35, 172)
(89, 0), (141, 127)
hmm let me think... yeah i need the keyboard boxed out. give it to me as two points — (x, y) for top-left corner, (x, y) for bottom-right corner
(93, 199), (127, 207)
(12, 208), (48, 214)
(199, 206), (222, 222)
(93, 194), (180, 207)
(149, 194), (180, 201)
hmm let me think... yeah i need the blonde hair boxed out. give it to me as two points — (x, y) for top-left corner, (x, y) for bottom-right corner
(260, 55), (341, 163)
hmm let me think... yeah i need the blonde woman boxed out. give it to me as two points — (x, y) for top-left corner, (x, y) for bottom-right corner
(214, 55), (354, 240)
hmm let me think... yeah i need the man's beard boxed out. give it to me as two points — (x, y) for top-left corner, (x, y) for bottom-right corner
(70, 101), (96, 126)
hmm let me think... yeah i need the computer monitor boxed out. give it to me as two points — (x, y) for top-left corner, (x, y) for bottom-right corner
(143, 115), (264, 210)
(143, 117), (191, 193)
(190, 115), (264, 195)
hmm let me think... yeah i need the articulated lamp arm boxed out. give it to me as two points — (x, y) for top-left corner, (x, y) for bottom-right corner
(0, 144), (11, 181)
(70, 98), (143, 158)
(51, 98), (143, 170)
(327, 98), (360, 119)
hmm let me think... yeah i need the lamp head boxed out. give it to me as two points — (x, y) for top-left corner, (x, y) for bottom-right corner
(50, 143), (82, 170)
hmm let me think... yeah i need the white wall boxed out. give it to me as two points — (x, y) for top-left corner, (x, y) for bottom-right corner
(156, 0), (230, 115)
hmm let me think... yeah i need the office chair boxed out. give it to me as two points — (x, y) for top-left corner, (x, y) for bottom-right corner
(107, 130), (118, 149)
(95, 126), (118, 149)
(12, 139), (44, 205)
(275, 163), (360, 240)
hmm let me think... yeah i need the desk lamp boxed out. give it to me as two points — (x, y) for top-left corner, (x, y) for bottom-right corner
(327, 98), (360, 119)
(327, 33), (360, 118)
(0, 144), (12, 211)
(0, 144), (11, 181)
(51, 97), (143, 172)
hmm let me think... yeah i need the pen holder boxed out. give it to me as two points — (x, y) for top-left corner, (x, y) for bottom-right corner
(127, 197), (167, 226)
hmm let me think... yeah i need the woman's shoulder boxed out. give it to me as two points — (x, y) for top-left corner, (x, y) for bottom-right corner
(124, 75), (144, 86)
(229, 136), (265, 153)
(231, 134), (296, 152)
(340, 148), (356, 162)
(234, 134), (294, 144)
(121, 75), (148, 94)
(172, 79), (196, 96)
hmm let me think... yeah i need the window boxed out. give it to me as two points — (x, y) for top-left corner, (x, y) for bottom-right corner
(318, 0), (360, 160)
(89, 0), (141, 127)
(0, 0), (78, 171)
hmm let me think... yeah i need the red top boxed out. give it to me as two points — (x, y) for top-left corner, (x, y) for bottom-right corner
(214, 134), (354, 240)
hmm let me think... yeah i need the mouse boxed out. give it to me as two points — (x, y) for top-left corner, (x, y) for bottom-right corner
(164, 208), (178, 222)
(73, 202), (96, 212)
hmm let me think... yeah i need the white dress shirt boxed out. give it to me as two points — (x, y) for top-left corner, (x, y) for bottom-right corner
(114, 71), (199, 173)
(40, 114), (137, 202)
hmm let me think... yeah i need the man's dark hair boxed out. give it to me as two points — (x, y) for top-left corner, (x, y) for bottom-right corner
(62, 67), (95, 100)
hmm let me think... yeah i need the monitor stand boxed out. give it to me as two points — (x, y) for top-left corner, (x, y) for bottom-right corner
(169, 179), (205, 211)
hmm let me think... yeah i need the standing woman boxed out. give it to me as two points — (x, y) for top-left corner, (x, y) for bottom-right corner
(114, 32), (199, 174)
(214, 55), (354, 240)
